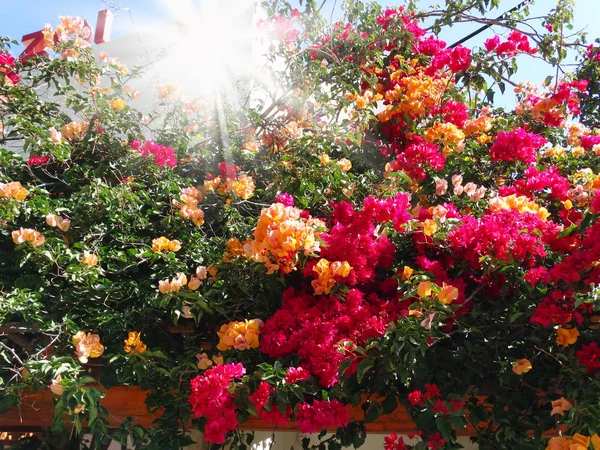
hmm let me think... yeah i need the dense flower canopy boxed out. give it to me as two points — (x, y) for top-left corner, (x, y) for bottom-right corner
(1, 2), (600, 450)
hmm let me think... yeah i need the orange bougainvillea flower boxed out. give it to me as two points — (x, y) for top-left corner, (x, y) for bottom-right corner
(196, 352), (212, 370)
(545, 436), (572, 450)
(152, 236), (182, 253)
(50, 375), (64, 396)
(591, 434), (600, 450)
(243, 203), (325, 274)
(158, 272), (188, 294)
(422, 219), (438, 236)
(437, 283), (458, 304)
(81, 251), (99, 267)
(187, 276), (200, 291)
(401, 266), (414, 280)
(319, 153), (330, 165)
(417, 281), (432, 298)
(60, 121), (89, 141)
(124, 332), (147, 354)
(569, 433), (591, 450)
(0, 181), (28, 201)
(336, 158), (352, 172)
(512, 358), (532, 375)
(211, 354), (224, 365)
(173, 186), (205, 227)
(217, 319), (264, 351)
(311, 258), (352, 295)
(72, 331), (104, 364)
(11, 228), (45, 247)
(46, 214), (71, 232)
(109, 98), (126, 110)
(556, 326), (580, 347)
(550, 397), (573, 416)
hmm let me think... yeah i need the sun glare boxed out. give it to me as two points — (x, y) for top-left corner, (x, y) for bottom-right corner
(154, 0), (262, 97)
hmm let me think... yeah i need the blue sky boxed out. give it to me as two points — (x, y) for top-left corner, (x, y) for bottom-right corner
(2, 0), (599, 104)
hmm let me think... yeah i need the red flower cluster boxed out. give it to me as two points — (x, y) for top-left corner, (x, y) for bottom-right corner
(275, 192), (295, 207)
(384, 137), (446, 181)
(319, 200), (400, 287)
(28, 155), (50, 166)
(376, 7), (426, 38)
(0, 52), (20, 84)
(580, 135), (600, 150)
(427, 432), (446, 450)
(295, 399), (350, 434)
(284, 366), (310, 384)
(586, 45), (600, 62)
(489, 128), (547, 164)
(217, 162), (237, 179)
(260, 287), (399, 387)
(189, 363), (245, 443)
(484, 31), (537, 56)
(257, 11), (300, 42)
(530, 291), (576, 328)
(384, 433), (409, 450)
(576, 342), (600, 374)
(130, 140), (177, 167)
(248, 381), (292, 425)
(448, 209), (549, 269)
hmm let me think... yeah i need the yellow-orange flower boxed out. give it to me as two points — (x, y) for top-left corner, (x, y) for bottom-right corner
(11, 228), (45, 247)
(546, 437), (572, 450)
(157, 82), (178, 99)
(355, 96), (367, 109)
(488, 194), (550, 221)
(124, 332), (147, 354)
(401, 266), (414, 280)
(591, 434), (600, 450)
(50, 375), (64, 396)
(223, 237), (245, 262)
(550, 397), (573, 416)
(437, 283), (458, 304)
(203, 177), (221, 192)
(336, 158), (352, 172)
(196, 352), (213, 370)
(152, 236), (182, 253)
(158, 272), (188, 294)
(186, 207), (206, 227)
(217, 319), (264, 351)
(109, 98), (126, 110)
(423, 121), (465, 151)
(417, 281), (432, 298)
(243, 203), (325, 274)
(208, 265), (218, 280)
(187, 276), (201, 291)
(46, 214), (71, 232)
(0, 181), (28, 201)
(423, 219), (438, 236)
(572, 434), (591, 448)
(81, 251), (99, 267)
(228, 174), (255, 199)
(60, 121), (89, 141)
(311, 258), (352, 295)
(319, 153), (330, 165)
(72, 331), (104, 363)
(556, 327), (579, 347)
(512, 358), (532, 375)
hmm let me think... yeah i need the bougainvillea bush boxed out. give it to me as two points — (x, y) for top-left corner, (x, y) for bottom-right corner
(1, 1), (600, 449)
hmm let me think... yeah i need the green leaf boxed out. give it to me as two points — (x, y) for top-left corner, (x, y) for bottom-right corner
(356, 359), (374, 384)
(381, 394), (397, 414)
(435, 416), (452, 441)
(365, 401), (382, 423)
(0, 394), (18, 414)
